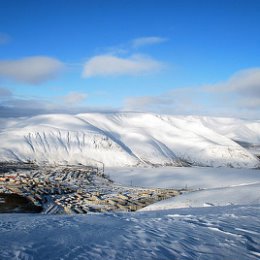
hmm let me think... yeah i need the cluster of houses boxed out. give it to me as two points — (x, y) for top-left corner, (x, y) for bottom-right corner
(54, 187), (180, 214)
(0, 173), (75, 208)
(0, 163), (181, 214)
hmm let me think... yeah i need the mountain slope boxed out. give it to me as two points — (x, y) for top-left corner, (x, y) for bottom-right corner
(0, 113), (259, 168)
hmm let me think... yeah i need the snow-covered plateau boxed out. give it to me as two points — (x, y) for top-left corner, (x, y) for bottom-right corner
(0, 112), (260, 168)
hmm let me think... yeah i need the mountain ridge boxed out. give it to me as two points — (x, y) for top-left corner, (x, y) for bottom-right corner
(0, 113), (259, 168)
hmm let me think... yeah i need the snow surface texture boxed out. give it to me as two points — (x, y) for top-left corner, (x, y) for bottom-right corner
(0, 205), (259, 260)
(0, 113), (260, 167)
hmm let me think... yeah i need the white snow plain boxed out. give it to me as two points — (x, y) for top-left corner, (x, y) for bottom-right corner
(0, 205), (259, 260)
(0, 113), (260, 168)
(107, 166), (260, 189)
(107, 167), (260, 210)
(142, 183), (260, 211)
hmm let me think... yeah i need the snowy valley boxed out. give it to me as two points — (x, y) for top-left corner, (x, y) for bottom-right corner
(0, 113), (259, 259)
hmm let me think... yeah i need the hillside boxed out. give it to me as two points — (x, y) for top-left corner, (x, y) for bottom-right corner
(0, 113), (259, 168)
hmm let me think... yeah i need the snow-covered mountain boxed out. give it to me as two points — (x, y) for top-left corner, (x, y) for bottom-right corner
(0, 113), (259, 168)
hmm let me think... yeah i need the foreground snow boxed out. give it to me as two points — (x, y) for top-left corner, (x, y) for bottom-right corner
(0, 205), (259, 260)
(0, 113), (260, 167)
(0, 167), (259, 259)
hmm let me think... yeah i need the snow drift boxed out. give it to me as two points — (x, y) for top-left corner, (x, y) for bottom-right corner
(0, 113), (259, 168)
(0, 205), (259, 260)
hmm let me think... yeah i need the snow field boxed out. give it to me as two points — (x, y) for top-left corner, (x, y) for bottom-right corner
(0, 205), (259, 260)
(107, 167), (260, 210)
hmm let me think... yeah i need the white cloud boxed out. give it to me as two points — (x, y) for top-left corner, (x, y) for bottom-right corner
(124, 96), (172, 110)
(215, 68), (260, 97)
(207, 68), (260, 110)
(101, 36), (167, 55)
(62, 92), (87, 105)
(82, 54), (163, 78)
(232, 68), (260, 94)
(0, 56), (65, 84)
(0, 95), (116, 118)
(124, 88), (203, 114)
(124, 68), (260, 118)
(238, 97), (260, 109)
(0, 33), (10, 45)
(132, 37), (167, 48)
(0, 87), (12, 99)
(0, 89), (94, 117)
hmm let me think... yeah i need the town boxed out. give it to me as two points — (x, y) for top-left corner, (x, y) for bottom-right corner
(0, 162), (183, 214)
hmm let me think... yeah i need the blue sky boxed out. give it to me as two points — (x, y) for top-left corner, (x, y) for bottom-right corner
(0, 0), (260, 117)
